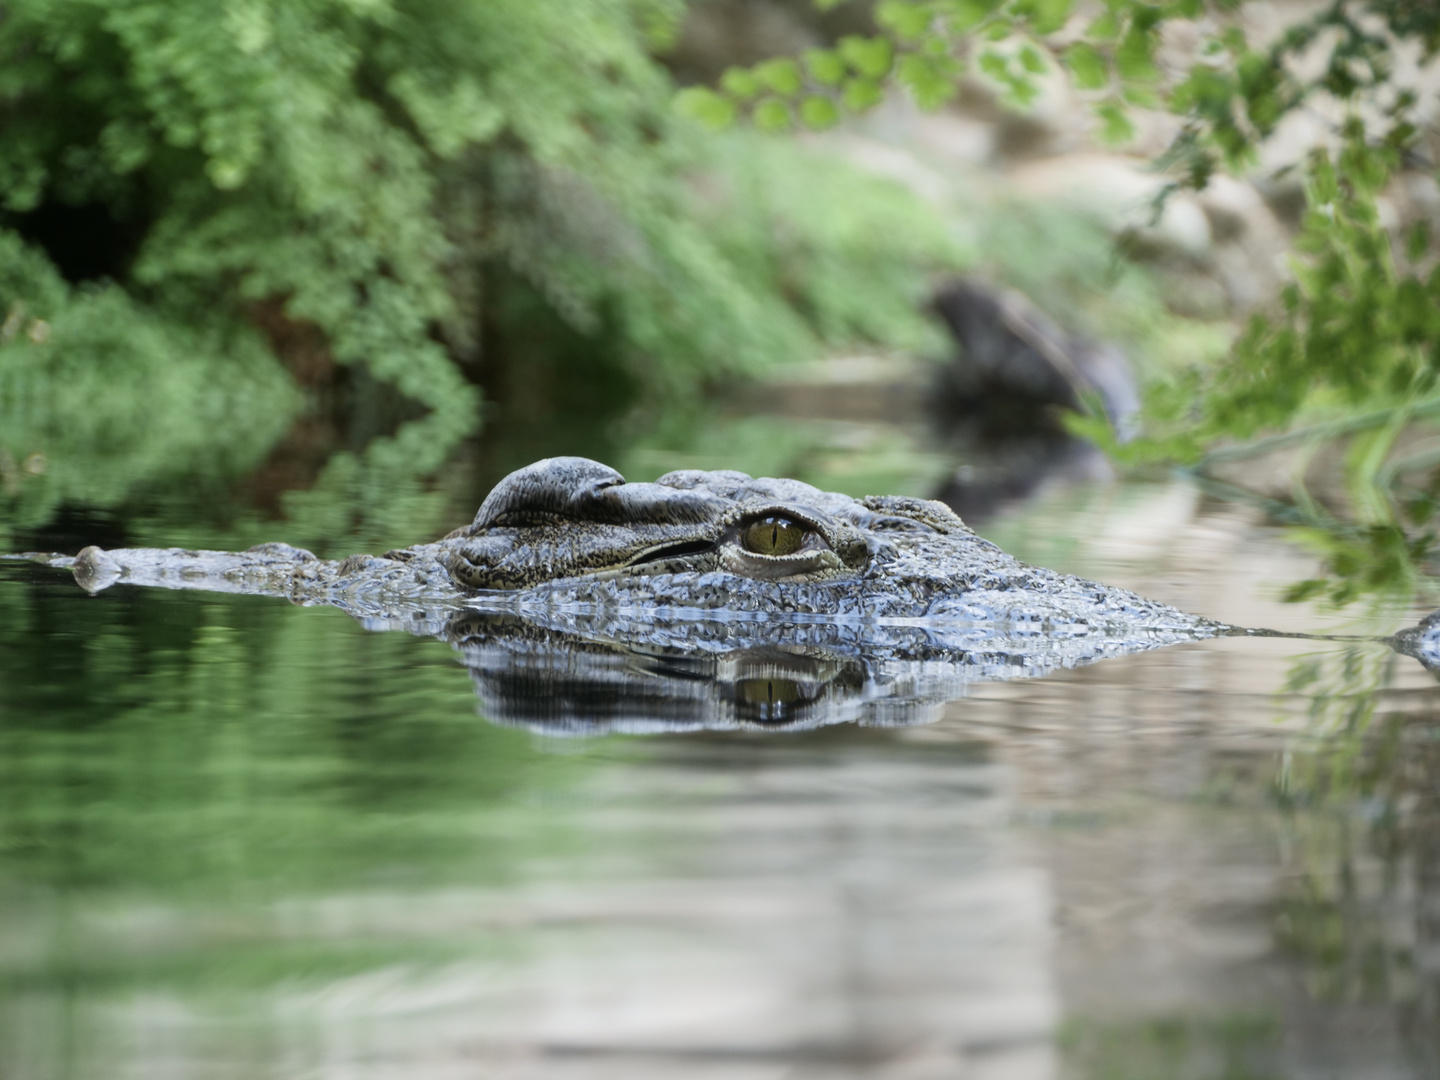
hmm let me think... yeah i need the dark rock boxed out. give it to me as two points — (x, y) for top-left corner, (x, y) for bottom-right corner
(929, 278), (1140, 522)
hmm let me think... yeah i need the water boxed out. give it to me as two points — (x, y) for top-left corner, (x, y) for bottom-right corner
(1, 476), (1438, 1080)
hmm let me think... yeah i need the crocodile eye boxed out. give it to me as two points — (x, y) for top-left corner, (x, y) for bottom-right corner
(741, 516), (806, 557)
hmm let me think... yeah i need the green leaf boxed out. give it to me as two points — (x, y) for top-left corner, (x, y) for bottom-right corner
(842, 76), (884, 110)
(804, 49), (847, 87)
(1093, 100), (1136, 143)
(1116, 26), (1160, 83)
(1170, 65), (1234, 114)
(755, 58), (803, 96)
(1008, 76), (1041, 107)
(1014, 0), (1074, 35)
(753, 97), (792, 131)
(1087, 12), (1120, 40)
(978, 50), (1008, 78)
(1064, 42), (1107, 89)
(720, 67), (763, 100)
(799, 95), (841, 129)
(948, 0), (1001, 31)
(1282, 579), (1329, 604)
(838, 35), (894, 78)
(897, 53), (960, 109)
(1018, 45), (1047, 74)
(674, 87), (738, 129)
(1406, 221), (1431, 263)
(208, 160), (247, 190)
(1310, 150), (1338, 204)
(1120, 83), (1159, 107)
(876, 0), (933, 40)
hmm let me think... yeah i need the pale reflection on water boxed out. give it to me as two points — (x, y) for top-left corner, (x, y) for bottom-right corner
(0, 481), (1436, 1080)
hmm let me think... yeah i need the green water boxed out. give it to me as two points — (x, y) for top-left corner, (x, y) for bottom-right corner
(2, 461), (1438, 1079)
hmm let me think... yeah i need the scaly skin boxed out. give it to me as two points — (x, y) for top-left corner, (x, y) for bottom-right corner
(45, 457), (1215, 632)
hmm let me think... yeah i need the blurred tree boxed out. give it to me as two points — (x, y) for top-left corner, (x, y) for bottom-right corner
(0, 0), (964, 542)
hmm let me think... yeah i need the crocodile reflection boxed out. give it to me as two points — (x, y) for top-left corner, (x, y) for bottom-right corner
(436, 609), (1199, 734)
(448, 613), (874, 732)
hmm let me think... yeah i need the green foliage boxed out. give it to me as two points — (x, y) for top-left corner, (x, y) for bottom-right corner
(702, 0), (1440, 608)
(1108, 124), (1440, 607)
(700, 0), (1132, 117)
(972, 200), (1229, 376)
(5, 0), (961, 397)
(0, 0), (488, 422)
(0, 231), (300, 548)
(691, 134), (969, 356)
(702, 1), (1434, 174)
(2, 0), (973, 539)
(1120, 128), (1440, 458)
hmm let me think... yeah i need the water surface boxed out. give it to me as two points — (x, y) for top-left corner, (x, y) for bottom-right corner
(1, 479), (1437, 1080)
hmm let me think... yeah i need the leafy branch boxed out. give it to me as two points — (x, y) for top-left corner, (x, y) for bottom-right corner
(685, 0), (1440, 608)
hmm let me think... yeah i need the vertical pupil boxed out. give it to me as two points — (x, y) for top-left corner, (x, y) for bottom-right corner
(742, 516), (806, 556)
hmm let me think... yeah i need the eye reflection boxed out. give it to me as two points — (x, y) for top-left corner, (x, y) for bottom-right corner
(739, 676), (803, 706)
(735, 676), (809, 724)
(741, 516), (806, 557)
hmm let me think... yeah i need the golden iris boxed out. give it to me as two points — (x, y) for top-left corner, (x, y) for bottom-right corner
(738, 677), (803, 706)
(741, 516), (806, 557)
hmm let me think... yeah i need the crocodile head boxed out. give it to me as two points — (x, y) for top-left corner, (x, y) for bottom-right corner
(441, 456), (973, 592)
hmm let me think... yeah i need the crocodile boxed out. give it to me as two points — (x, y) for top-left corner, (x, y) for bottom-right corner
(45, 456), (1209, 627)
(10, 456), (1438, 733)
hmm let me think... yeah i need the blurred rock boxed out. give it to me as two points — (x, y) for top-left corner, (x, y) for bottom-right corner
(930, 279), (1139, 522)
(933, 279), (1139, 434)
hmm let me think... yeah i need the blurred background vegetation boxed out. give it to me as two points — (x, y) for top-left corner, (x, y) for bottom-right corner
(0, 0), (968, 553)
(1, 0), (1438, 607)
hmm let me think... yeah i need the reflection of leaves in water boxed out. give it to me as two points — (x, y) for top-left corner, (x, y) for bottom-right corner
(1270, 707), (1440, 1065)
(1060, 1012), (1282, 1080)
(0, 569), (638, 1074)
(1283, 643), (1398, 740)
(0, 575), (598, 895)
(1271, 754), (1440, 1075)
(231, 408), (479, 558)
(0, 236), (302, 549)
(1182, 452), (1440, 617)
(59, 408), (479, 562)
(0, 229), (485, 558)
